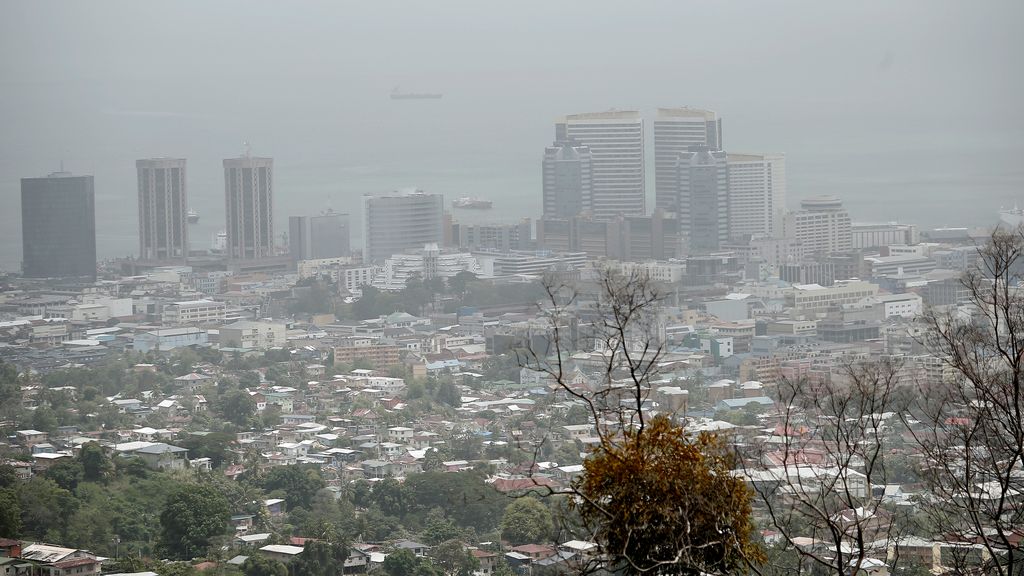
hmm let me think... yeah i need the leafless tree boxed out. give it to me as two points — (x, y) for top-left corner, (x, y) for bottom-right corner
(903, 228), (1024, 575)
(742, 359), (911, 575)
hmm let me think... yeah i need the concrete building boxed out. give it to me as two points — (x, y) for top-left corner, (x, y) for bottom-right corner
(556, 110), (644, 219)
(20, 172), (96, 279)
(653, 107), (723, 212)
(134, 327), (208, 353)
(288, 210), (350, 262)
(852, 222), (919, 249)
(455, 219), (531, 252)
(137, 158), (188, 261)
(219, 320), (287, 351)
(363, 189), (444, 262)
(780, 262), (836, 286)
(727, 153), (786, 240)
(865, 255), (936, 278)
(536, 210), (682, 261)
(372, 244), (481, 291)
(161, 299), (227, 326)
(787, 280), (880, 314)
(675, 146), (729, 253)
(783, 196), (852, 255)
(224, 155), (274, 260)
(542, 141), (592, 219)
(471, 250), (588, 277)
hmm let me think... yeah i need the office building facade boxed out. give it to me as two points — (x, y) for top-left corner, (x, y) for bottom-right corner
(289, 211), (351, 262)
(726, 153), (786, 240)
(137, 158), (188, 261)
(224, 155), (274, 260)
(363, 189), (444, 262)
(542, 141), (592, 219)
(675, 146), (729, 254)
(654, 107), (722, 212)
(555, 111), (644, 219)
(21, 172), (97, 279)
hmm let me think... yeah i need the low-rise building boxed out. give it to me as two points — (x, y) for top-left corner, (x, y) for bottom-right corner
(219, 320), (287, 351)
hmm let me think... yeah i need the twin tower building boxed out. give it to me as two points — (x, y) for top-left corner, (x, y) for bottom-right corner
(540, 108), (784, 256)
(136, 155), (276, 261)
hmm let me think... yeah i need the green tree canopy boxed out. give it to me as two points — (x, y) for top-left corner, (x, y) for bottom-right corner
(382, 548), (419, 576)
(242, 554), (288, 576)
(428, 540), (479, 576)
(159, 483), (231, 559)
(261, 465), (325, 511)
(218, 389), (256, 427)
(500, 497), (553, 546)
(79, 441), (113, 482)
(289, 540), (349, 576)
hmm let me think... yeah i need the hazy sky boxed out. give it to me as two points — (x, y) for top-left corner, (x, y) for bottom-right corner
(1, 0), (1022, 269)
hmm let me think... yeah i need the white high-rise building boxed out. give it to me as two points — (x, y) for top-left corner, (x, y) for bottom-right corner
(363, 189), (444, 262)
(224, 155), (274, 260)
(654, 107), (722, 212)
(726, 153), (786, 240)
(784, 196), (852, 255)
(555, 111), (644, 220)
(137, 158), (188, 261)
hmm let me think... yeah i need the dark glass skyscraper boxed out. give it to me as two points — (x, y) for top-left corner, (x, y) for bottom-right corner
(20, 172), (97, 279)
(542, 141), (592, 219)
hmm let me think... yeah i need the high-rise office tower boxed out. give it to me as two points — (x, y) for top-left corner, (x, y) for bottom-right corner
(542, 141), (592, 219)
(224, 155), (274, 260)
(726, 153), (786, 240)
(289, 210), (351, 262)
(21, 172), (97, 279)
(137, 158), (188, 261)
(675, 146), (729, 254)
(654, 108), (723, 212)
(363, 189), (444, 262)
(555, 111), (644, 219)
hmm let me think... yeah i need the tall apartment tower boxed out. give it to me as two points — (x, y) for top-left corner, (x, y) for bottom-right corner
(654, 107), (723, 212)
(555, 111), (644, 220)
(675, 146), (729, 254)
(21, 172), (97, 279)
(137, 158), (188, 261)
(224, 155), (274, 260)
(363, 189), (444, 262)
(542, 141), (592, 219)
(726, 153), (786, 240)
(289, 210), (351, 262)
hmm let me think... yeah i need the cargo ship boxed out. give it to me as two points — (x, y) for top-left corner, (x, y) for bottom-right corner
(452, 197), (492, 209)
(390, 87), (443, 100)
(1000, 206), (1024, 228)
(187, 209), (199, 224)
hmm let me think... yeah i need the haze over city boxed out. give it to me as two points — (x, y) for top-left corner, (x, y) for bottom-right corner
(2, 0), (1022, 269)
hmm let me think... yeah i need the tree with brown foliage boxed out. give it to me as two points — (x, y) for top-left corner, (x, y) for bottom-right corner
(572, 414), (763, 575)
(519, 267), (764, 575)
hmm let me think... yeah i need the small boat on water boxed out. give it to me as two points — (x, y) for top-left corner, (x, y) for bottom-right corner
(187, 209), (199, 224)
(452, 197), (492, 209)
